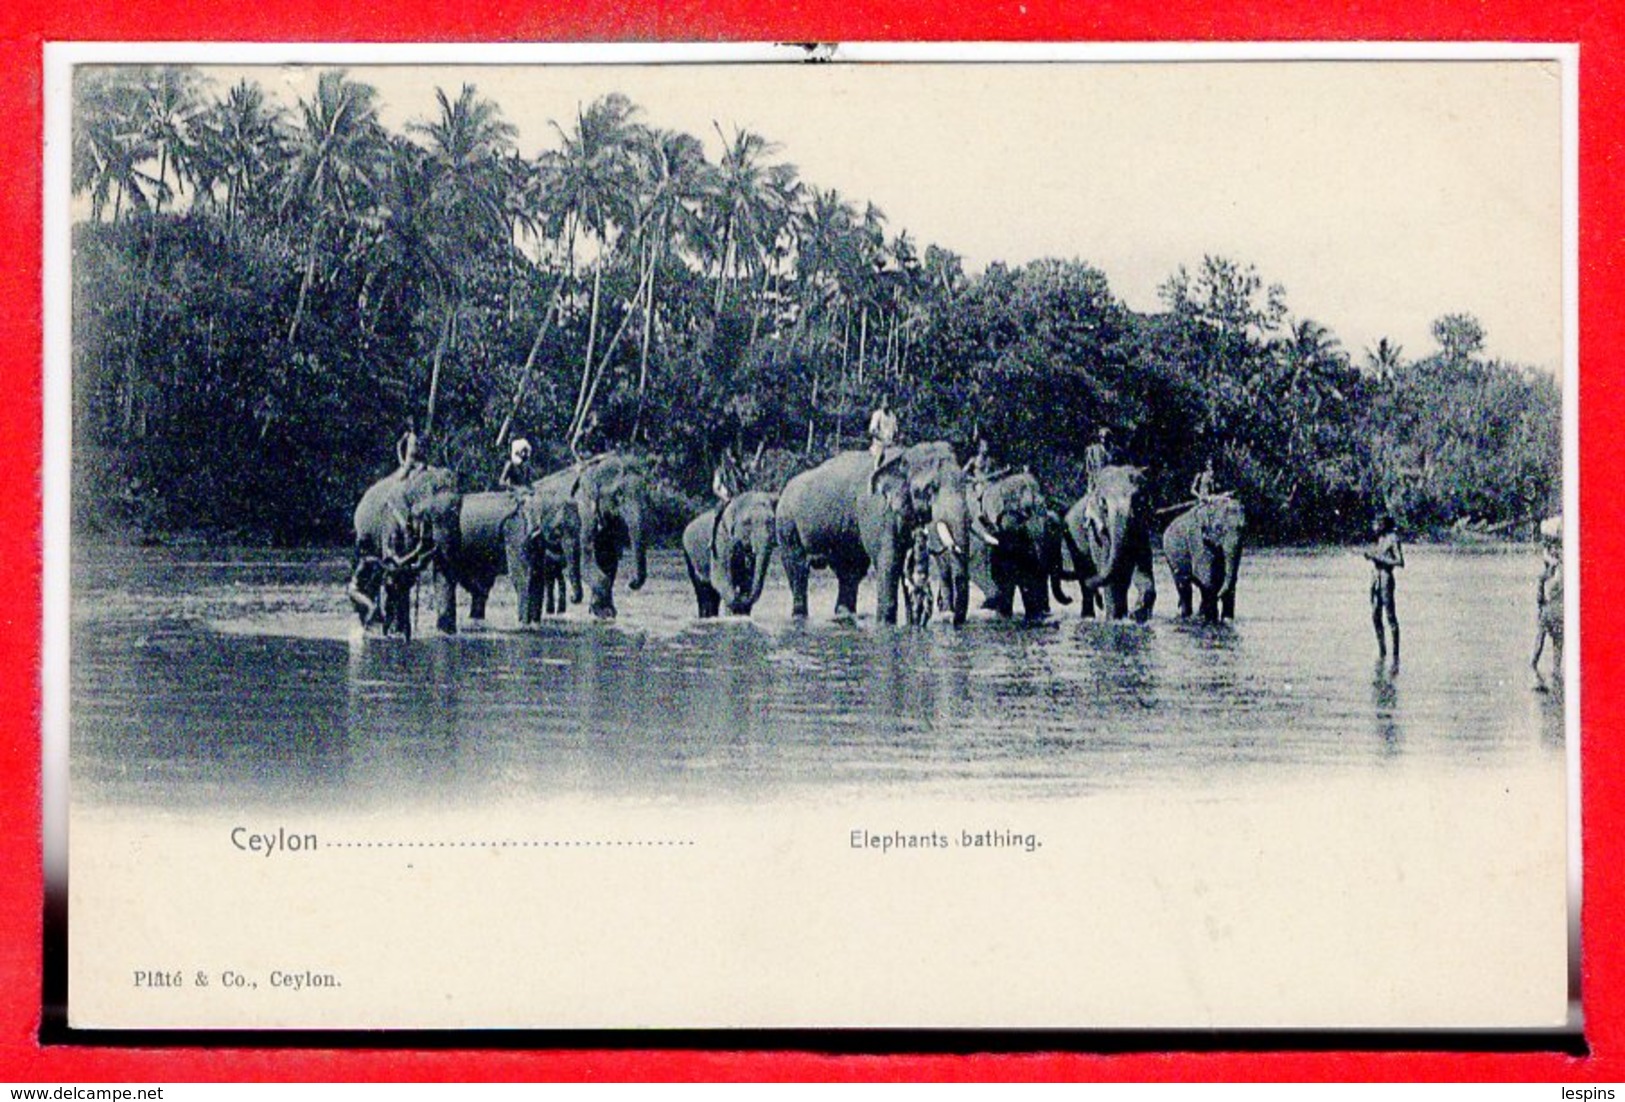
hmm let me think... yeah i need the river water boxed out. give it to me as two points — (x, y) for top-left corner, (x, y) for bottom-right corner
(69, 543), (1566, 810)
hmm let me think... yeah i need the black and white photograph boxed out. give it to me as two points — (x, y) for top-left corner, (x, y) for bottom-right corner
(47, 45), (1576, 1031)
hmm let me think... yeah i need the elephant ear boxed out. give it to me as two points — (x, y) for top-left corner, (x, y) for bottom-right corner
(907, 454), (951, 514)
(870, 452), (911, 515)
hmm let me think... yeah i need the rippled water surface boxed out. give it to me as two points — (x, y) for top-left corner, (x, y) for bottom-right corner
(70, 544), (1565, 808)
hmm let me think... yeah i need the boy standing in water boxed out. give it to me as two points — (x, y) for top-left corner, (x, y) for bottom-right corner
(1532, 516), (1564, 690)
(1364, 513), (1404, 667)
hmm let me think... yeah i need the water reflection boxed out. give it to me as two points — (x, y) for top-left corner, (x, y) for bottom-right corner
(70, 545), (1566, 807)
(1371, 659), (1403, 756)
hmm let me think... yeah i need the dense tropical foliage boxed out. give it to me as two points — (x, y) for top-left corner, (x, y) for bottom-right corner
(71, 67), (1562, 546)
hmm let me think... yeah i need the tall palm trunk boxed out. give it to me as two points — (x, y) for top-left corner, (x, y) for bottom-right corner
(631, 237), (660, 444)
(713, 215), (735, 316)
(748, 263), (772, 346)
(566, 256), (606, 442)
(569, 261), (654, 454)
(122, 215), (167, 436)
(424, 293), (457, 440)
(806, 372), (820, 454)
(495, 266), (571, 447)
(857, 305), (869, 387)
(287, 213), (326, 344)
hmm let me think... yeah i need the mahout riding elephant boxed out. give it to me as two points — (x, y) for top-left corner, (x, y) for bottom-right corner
(682, 491), (779, 617)
(456, 488), (582, 624)
(776, 442), (976, 626)
(966, 469), (1074, 620)
(1062, 464), (1157, 622)
(347, 465), (462, 638)
(1163, 494), (1246, 621)
(533, 452), (650, 619)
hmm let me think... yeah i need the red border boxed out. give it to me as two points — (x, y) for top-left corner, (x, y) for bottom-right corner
(3, 0), (1620, 1084)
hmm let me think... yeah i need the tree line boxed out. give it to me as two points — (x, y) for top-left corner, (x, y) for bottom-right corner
(70, 66), (1562, 546)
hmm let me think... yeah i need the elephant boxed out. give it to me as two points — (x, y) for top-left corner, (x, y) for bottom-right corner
(775, 442), (977, 626)
(347, 464), (462, 638)
(1163, 494), (1246, 621)
(456, 488), (583, 624)
(965, 470), (1075, 620)
(533, 452), (650, 619)
(1062, 464), (1157, 622)
(681, 491), (779, 617)
(529, 494), (583, 617)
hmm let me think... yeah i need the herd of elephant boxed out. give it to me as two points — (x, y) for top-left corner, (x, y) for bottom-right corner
(343, 443), (1246, 639)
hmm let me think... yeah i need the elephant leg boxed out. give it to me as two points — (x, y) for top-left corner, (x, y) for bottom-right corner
(1133, 562), (1156, 623)
(462, 565), (491, 620)
(834, 569), (864, 619)
(515, 567), (537, 624)
(982, 554), (1009, 614)
(568, 535), (584, 606)
(1173, 571), (1193, 618)
(780, 530), (811, 619)
(534, 569), (554, 622)
(1220, 588), (1236, 621)
(691, 572), (721, 618)
(432, 561), (457, 635)
(386, 583), (413, 640)
(587, 541), (618, 619)
(1018, 571), (1049, 620)
(874, 541), (902, 626)
(696, 581), (720, 618)
(684, 556), (710, 618)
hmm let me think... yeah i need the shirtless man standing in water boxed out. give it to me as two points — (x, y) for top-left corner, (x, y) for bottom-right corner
(1365, 513), (1404, 668)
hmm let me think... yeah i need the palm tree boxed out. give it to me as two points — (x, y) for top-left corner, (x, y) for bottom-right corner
(72, 70), (164, 223)
(1261, 318), (1353, 508)
(848, 201), (889, 385)
(1272, 318), (1348, 415)
(132, 66), (205, 215)
(708, 124), (794, 317)
(791, 187), (860, 348)
(537, 94), (643, 450)
(280, 70), (386, 344)
(407, 84), (518, 437)
(1365, 337), (1405, 383)
(626, 128), (716, 436)
(194, 79), (287, 236)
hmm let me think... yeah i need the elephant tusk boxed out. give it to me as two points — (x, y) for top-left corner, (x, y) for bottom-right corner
(969, 518), (1000, 547)
(935, 520), (962, 553)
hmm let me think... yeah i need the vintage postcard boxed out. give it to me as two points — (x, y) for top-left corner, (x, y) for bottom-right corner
(44, 43), (1578, 1032)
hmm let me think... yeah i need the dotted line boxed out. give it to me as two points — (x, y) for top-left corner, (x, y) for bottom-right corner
(324, 840), (696, 849)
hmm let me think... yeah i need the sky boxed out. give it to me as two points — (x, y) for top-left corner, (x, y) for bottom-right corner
(181, 56), (1565, 372)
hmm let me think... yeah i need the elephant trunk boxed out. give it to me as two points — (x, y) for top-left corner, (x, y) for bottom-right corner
(625, 497), (647, 592)
(1217, 539), (1236, 597)
(566, 507), (584, 605)
(1086, 511), (1128, 590)
(346, 560), (379, 625)
(935, 493), (972, 626)
(431, 513), (460, 634)
(743, 533), (774, 611)
(1050, 569), (1073, 606)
